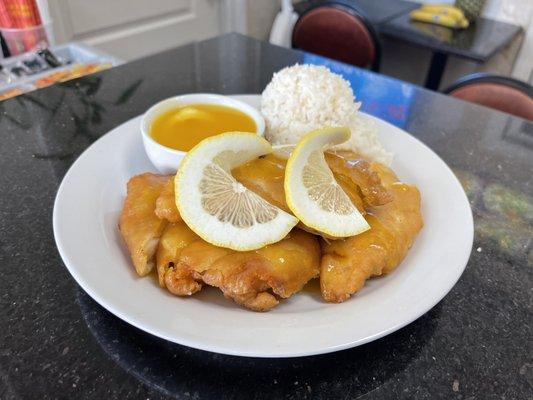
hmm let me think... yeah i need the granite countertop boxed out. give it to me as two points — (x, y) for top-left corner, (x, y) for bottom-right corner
(380, 13), (522, 61)
(0, 33), (531, 399)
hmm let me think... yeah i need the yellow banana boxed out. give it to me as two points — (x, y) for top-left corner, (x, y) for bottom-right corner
(410, 9), (469, 29)
(420, 4), (465, 22)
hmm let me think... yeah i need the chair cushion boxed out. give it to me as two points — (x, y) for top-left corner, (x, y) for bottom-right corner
(293, 6), (375, 68)
(450, 83), (533, 121)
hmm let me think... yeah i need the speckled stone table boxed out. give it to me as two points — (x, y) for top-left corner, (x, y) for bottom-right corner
(1, 33), (531, 400)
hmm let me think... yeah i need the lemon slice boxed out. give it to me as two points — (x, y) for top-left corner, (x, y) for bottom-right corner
(175, 132), (298, 251)
(284, 127), (370, 237)
(272, 144), (295, 160)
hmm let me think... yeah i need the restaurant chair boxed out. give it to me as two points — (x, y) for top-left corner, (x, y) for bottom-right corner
(292, 3), (381, 71)
(443, 73), (533, 121)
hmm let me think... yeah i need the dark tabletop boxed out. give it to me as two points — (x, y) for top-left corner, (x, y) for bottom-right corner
(378, 12), (521, 61)
(294, 0), (521, 62)
(1, 33), (532, 400)
(293, 0), (419, 24)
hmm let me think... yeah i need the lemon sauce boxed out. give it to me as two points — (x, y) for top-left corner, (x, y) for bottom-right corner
(150, 104), (257, 151)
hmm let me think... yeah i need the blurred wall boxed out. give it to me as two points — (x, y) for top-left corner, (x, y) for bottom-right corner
(49, 0), (222, 60)
(245, 0), (280, 40)
(483, 0), (533, 81)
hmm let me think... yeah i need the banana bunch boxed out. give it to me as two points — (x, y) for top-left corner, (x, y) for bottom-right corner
(410, 4), (469, 29)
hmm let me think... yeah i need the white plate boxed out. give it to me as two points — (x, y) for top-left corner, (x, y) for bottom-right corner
(53, 95), (473, 358)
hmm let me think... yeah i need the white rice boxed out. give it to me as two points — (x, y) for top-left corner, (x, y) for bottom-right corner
(261, 64), (392, 165)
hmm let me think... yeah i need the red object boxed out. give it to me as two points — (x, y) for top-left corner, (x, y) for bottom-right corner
(29, 0), (41, 25)
(2, 0), (42, 28)
(4, 0), (20, 28)
(292, 5), (378, 69)
(7, 0), (35, 27)
(13, 0), (35, 49)
(0, 1), (13, 28)
(13, 0), (41, 26)
(1, 0), (45, 54)
(449, 83), (533, 121)
(27, 0), (44, 50)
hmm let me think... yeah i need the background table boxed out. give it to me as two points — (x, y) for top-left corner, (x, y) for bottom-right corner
(380, 13), (522, 89)
(293, 0), (419, 24)
(293, 0), (522, 90)
(1, 33), (531, 400)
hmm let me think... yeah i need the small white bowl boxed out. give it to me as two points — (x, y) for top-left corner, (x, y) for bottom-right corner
(141, 94), (265, 173)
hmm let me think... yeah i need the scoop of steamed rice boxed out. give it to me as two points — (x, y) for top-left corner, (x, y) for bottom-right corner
(261, 64), (392, 166)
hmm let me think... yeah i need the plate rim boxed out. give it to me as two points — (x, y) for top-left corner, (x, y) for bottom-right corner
(53, 94), (474, 358)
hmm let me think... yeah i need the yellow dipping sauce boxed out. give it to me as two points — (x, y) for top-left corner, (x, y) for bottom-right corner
(150, 103), (257, 151)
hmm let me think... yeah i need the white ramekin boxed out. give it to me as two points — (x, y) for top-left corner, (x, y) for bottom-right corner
(141, 93), (265, 173)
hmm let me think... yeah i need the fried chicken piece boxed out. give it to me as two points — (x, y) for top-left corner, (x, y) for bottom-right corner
(233, 154), (373, 214)
(233, 153), (393, 239)
(119, 173), (169, 276)
(233, 152), (391, 216)
(231, 154), (289, 212)
(164, 240), (233, 296)
(320, 162), (423, 303)
(154, 177), (182, 222)
(154, 153), (391, 228)
(163, 228), (321, 311)
(156, 221), (199, 286)
(325, 151), (392, 207)
(120, 172), (320, 311)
